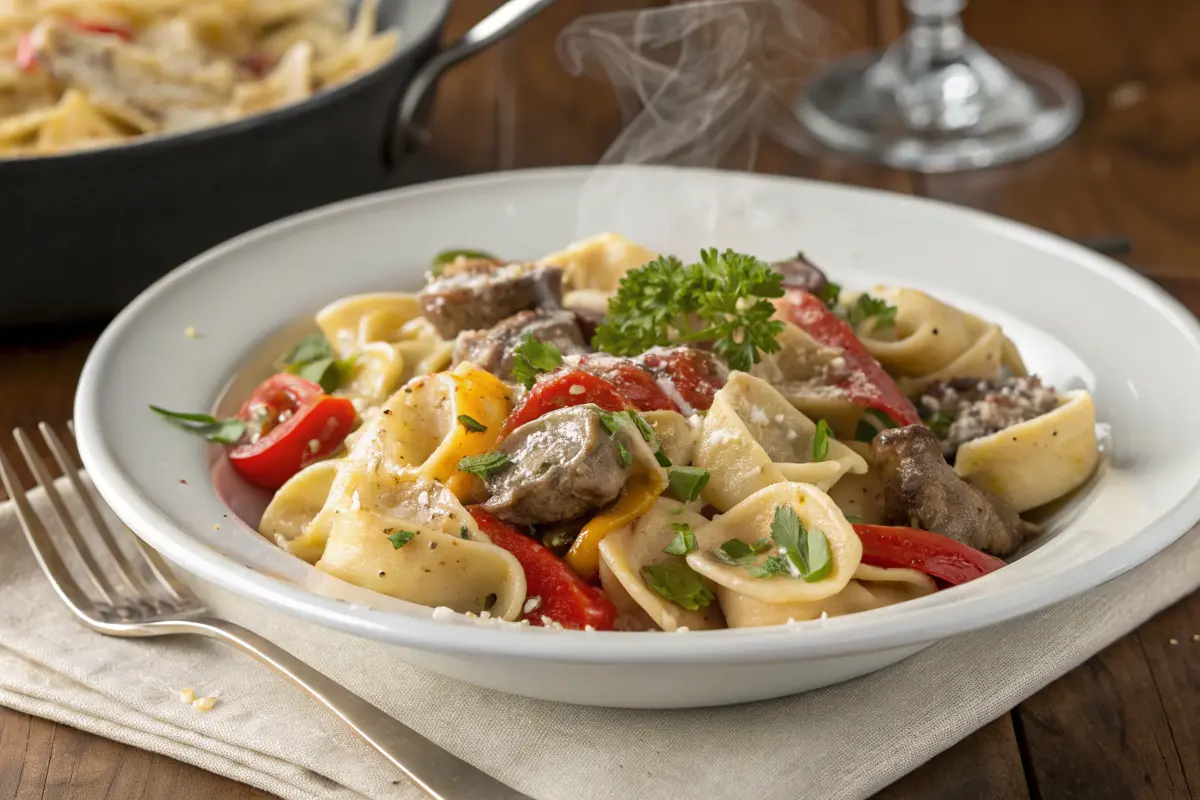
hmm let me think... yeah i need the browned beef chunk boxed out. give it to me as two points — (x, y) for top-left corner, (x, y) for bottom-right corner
(772, 253), (829, 294)
(418, 262), (564, 338)
(871, 424), (1035, 557)
(452, 309), (588, 382)
(482, 405), (631, 526)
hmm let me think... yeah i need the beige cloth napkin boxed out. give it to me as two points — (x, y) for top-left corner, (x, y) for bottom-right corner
(1, 485), (1197, 800)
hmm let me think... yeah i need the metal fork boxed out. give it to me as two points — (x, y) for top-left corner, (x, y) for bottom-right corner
(0, 423), (530, 800)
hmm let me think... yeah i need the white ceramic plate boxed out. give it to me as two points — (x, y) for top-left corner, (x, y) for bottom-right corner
(75, 166), (1200, 708)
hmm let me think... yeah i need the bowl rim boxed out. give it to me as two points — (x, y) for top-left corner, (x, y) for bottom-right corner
(74, 165), (1200, 665)
(0, 0), (449, 167)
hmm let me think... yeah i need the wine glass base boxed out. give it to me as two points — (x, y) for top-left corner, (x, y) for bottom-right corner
(796, 50), (1083, 173)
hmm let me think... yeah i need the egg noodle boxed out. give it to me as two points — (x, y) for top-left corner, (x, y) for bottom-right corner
(154, 234), (1102, 632)
(0, 0), (398, 156)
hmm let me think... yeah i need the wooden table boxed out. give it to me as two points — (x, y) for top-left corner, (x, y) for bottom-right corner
(2, 0), (1198, 797)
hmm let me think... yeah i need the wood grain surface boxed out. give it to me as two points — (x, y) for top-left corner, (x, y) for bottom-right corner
(1, 0), (1197, 797)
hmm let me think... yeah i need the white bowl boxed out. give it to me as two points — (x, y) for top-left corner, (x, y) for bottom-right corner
(74, 166), (1200, 708)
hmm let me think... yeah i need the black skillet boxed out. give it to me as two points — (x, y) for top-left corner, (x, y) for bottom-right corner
(0, 0), (555, 328)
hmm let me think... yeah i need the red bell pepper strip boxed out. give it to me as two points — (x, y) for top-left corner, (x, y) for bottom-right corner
(228, 374), (356, 491)
(638, 347), (727, 412)
(775, 289), (921, 427)
(578, 356), (679, 412)
(853, 524), (1007, 586)
(502, 369), (633, 434)
(470, 508), (617, 630)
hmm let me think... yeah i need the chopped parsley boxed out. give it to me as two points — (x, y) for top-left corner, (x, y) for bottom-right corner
(762, 505), (833, 582)
(457, 451), (512, 480)
(616, 439), (632, 468)
(845, 294), (897, 331)
(460, 525), (470, 540)
(667, 466), (710, 503)
(855, 408), (897, 443)
(923, 409), (956, 439)
(592, 249), (786, 371)
(150, 407), (247, 445)
(662, 522), (698, 555)
(280, 333), (355, 393)
(620, 410), (671, 467)
(457, 414), (487, 433)
(430, 248), (497, 277)
(713, 536), (773, 566)
(812, 418), (831, 461)
(386, 529), (417, 549)
(641, 563), (714, 610)
(815, 281), (841, 309)
(510, 334), (563, 389)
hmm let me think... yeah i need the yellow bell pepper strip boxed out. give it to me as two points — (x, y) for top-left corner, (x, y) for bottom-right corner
(420, 363), (512, 497)
(565, 472), (665, 581)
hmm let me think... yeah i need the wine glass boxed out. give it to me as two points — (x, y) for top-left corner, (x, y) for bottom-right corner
(795, 0), (1082, 172)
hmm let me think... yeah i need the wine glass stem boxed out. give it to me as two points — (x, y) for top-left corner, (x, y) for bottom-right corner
(903, 0), (968, 63)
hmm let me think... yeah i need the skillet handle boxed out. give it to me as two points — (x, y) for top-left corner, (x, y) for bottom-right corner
(389, 0), (558, 162)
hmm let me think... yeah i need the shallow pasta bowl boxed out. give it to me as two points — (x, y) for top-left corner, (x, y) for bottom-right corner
(73, 165), (1200, 708)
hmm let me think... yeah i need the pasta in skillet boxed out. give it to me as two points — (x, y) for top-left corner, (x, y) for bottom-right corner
(155, 237), (1104, 631)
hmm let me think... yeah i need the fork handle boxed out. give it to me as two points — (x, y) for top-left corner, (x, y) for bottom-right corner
(160, 616), (532, 800)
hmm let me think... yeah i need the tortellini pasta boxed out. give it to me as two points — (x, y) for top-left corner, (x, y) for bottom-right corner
(954, 390), (1099, 512)
(316, 292), (454, 408)
(849, 286), (1026, 396)
(538, 232), (658, 293)
(693, 372), (866, 511)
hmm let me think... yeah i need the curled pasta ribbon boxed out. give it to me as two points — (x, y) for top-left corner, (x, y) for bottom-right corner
(954, 389), (1099, 512)
(259, 362), (510, 561)
(538, 232), (659, 292)
(693, 372), (867, 512)
(316, 292), (452, 408)
(685, 482), (862, 604)
(718, 563), (937, 628)
(850, 286), (1026, 396)
(315, 474), (527, 620)
(598, 499), (726, 632)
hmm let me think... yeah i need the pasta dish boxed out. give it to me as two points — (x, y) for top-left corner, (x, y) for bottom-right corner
(0, 0), (397, 156)
(154, 234), (1101, 632)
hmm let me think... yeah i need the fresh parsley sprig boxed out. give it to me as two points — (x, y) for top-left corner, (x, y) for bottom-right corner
(510, 334), (563, 389)
(592, 249), (786, 372)
(841, 294), (897, 331)
(641, 562), (714, 610)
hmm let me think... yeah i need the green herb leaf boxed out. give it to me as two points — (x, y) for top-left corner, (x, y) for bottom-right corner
(816, 281), (841, 309)
(771, 504), (803, 555)
(762, 504), (833, 582)
(802, 528), (833, 582)
(386, 529), (417, 549)
(457, 414), (487, 433)
(598, 410), (623, 436)
(592, 249), (786, 372)
(150, 406), (247, 445)
(281, 334), (353, 393)
(616, 439), (632, 468)
(667, 466), (710, 503)
(812, 418), (831, 461)
(849, 294), (898, 331)
(510, 334), (563, 389)
(855, 408), (897, 443)
(457, 451), (512, 480)
(430, 248), (498, 277)
(621, 410), (671, 467)
(923, 409), (956, 439)
(663, 522), (698, 555)
(712, 536), (773, 566)
(747, 555), (790, 579)
(641, 563), (714, 610)
(460, 525), (470, 540)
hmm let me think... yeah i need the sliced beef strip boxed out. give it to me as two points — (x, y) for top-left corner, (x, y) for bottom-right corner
(452, 309), (588, 383)
(483, 405), (632, 526)
(918, 375), (1060, 459)
(418, 262), (565, 338)
(871, 424), (1036, 557)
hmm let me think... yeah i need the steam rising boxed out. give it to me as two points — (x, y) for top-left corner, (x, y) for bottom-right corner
(556, 0), (835, 246)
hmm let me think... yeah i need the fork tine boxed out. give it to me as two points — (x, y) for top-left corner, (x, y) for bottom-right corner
(13, 428), (121, 604)
(0, 443), (99, 619)
(55, 423), (196, 603)
(39, 423), (157, 598)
